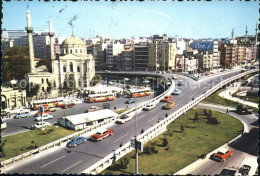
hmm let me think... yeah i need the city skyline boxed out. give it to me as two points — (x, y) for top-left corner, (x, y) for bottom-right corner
(2, 1), (258, 39)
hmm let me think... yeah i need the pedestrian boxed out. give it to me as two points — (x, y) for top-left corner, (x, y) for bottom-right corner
(226, 108), (229, 114)
(165, 113), (168, 118)
(120, 142), (123, 148)
(141, 129), (144, 134)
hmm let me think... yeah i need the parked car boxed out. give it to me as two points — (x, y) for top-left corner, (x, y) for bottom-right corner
(143, 103), (155, 111)
(172, 75), (178, 80)
(31, 121), (51, 130)
(214, 148), (233, 161)
(67, 103), (75, 108)
(66, 136), (87, 148)
(49, 107), (57, 112)
(160, 95), (173, 102)
(35, 109), (51, 116)
(14, 112), (31, 119)
(177, 80), (184, 86)
(35, 114), (53, 121)
(116, 114), (133, 124)
(85, 106), (100, 113)
(1, 122), (7, 130)
(172, 88), (181, 95)
(236, 104), (253, 114)
(91, 128), (114, 141)
(125, 98), (138, 104)
(162, 101), (175, 109)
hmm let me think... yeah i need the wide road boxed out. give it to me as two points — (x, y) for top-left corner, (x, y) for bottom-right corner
(5, 70), (248, 174)
(2, 93), (154, 137)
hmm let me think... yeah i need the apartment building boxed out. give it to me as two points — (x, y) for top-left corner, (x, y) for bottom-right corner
(121, 48), (134, 71)
(148, 40), (177, 71)
(134, 42), (149, 71)
(220, 43), (237, 68)
(237, 46), (245, 65)
(106, 42), (124, 69)
(92, 42), (108, 71)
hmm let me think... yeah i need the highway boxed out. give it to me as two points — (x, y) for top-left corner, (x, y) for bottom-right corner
(4, 70), (248, 174)
(2, 93), (154, 137)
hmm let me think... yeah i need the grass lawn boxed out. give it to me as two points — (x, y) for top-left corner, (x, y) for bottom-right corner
(1, 126), (75, 161)
(101, 108), (243, 175)
(115, 108), (131, 114)
(203, 89), (259, 113)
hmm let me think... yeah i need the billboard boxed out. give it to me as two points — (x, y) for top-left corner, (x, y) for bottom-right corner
(192, 41), (213, 51)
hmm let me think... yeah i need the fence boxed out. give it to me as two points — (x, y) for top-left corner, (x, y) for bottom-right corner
(82, 69), (258, 174)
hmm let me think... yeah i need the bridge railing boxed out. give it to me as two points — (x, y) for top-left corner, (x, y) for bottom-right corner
(82, 69), (258, 174)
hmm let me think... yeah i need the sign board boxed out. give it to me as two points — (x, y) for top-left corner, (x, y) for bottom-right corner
(39, 106), (44, 113)
(103, 103), (110, 109)
(192, 41), (213, 52)
(130, 137), (143, 152)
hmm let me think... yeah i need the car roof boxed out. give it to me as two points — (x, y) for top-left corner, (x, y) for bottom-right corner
(90, 106), (98, 108)
(97, 129), (108, 133)
(218, 148), (229, 154)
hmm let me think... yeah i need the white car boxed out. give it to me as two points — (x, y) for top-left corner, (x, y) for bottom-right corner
(172, 89), (182, 95)
(143, 103), (155, 111)
(116, 114), (133, 124)
(35, 114), (53, 121)
(31, 121), (51, 129)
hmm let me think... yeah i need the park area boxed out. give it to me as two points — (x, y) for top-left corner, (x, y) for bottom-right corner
(102, 108), (243, 175)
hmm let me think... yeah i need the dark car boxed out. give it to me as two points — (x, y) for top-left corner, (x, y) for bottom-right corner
(66, 136), (87, 148)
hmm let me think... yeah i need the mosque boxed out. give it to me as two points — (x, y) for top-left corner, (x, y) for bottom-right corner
(25, 7), (95, 97)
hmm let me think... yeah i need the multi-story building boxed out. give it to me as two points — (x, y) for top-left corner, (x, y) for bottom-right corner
(106, 42), (124, 69)
(196, 51), (213, 71)
(176, 38), (186, 55)
(121, 48), (134, 71)
(220, 43), (237, 68)
(237, 46), (245, 65)
(148, 40), (177, 71)
(92, 42), (108, 71)
(1, 39), (14, 50)
(213, 40), (220, 68)
(134, 42), (149, 71)
(1, 29), (28, 40)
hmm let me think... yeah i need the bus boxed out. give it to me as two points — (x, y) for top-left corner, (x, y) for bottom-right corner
(83, 86), (123, 96)
(129, 87), (152, 98)
(31, 98), (64, 110)
(86, 93), (115, 103)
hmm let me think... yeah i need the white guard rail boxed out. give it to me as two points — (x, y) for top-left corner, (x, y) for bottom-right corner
(82, 69), (258, 174)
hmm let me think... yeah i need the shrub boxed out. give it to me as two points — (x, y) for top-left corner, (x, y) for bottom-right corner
(143, 142), (158, 155)
(119, 156), (130, 169)
(37, 131), (47, 135)
(162, 138), (168, 147)
(206, 117), (219, 125)
(180, 124), (185, 133)
(31, 140), (34, 144)
(203, 108), (207, 116)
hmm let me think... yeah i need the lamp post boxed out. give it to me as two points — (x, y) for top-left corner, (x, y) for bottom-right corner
(134, 76), (139, 175)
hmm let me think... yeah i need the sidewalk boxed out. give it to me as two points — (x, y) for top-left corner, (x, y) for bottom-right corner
(218, 82), (258, 108)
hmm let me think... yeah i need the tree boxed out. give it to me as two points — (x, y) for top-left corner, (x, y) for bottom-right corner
(47, 81), (53, 93)
(162, 138), (168, 147)
(207, 110), (212, 119)
(119, 156), (130, 169)
(26, 83), (40, 97)
(194, 112), (199, 121)
(203, 108), (208, 116)
(180, 124), (185, 133)
(2, 46), (30, 82)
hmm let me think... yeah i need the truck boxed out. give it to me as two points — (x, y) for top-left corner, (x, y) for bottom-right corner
(236, 104), (253, 114)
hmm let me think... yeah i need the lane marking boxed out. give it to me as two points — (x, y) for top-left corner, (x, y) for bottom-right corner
(148, 115), (159, 123)
(138, 114), (146, 119)
(41, 155), (66, 168)
(113, 133), (128, 143)
(61, 160), (82, 173)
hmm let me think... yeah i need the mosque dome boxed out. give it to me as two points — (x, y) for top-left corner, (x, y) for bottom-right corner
(62, 35), (85, 46)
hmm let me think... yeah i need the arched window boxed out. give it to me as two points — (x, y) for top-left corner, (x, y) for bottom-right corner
(77, 66), (80, 72)
(54, 81), (56, 87)
(42, 78), (44, 84)
(70, 62), (73, 72)
(46, 78), (49, 83)
(66, 49), (68, 54)
(63, 65), (66, 72)
(42, 87), (44, 91)
(80, 49), (82, 53)
(70, 49), (73, 53)
(75, 49), (77, 53)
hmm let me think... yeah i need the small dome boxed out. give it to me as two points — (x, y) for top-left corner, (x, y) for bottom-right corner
(62, 35), (85, 46)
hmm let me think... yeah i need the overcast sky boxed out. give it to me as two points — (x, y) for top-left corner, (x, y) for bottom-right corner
(2, 0), (258, 39)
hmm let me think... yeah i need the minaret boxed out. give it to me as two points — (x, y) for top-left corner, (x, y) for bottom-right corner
(255, 23), (258, 45)
(245, 26), (248, 43)
(48, 19), (55, 73)
(25, 6), (35, 73)
(231, 28), (235, 40)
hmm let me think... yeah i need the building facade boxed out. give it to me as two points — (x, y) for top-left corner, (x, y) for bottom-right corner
(134, 43), (149, 71)
(1, 87), (27, 109)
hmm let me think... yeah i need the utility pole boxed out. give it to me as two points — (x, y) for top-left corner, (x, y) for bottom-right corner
(134, 76), (139, 175)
